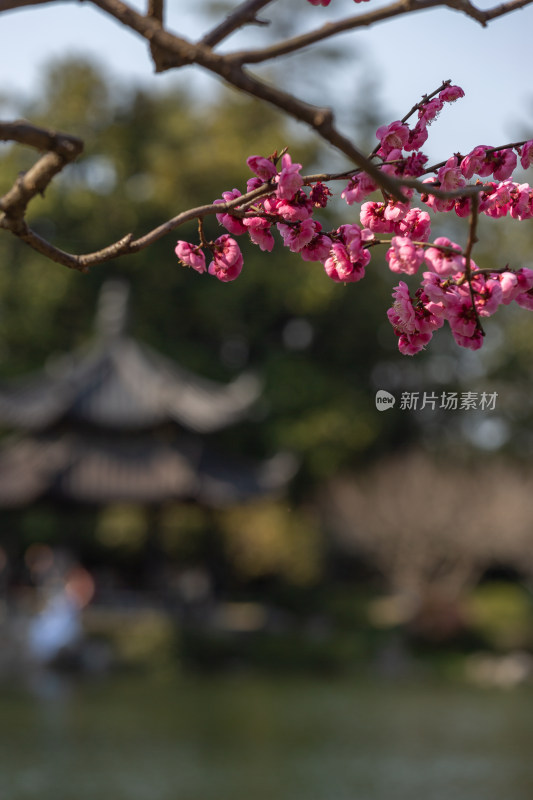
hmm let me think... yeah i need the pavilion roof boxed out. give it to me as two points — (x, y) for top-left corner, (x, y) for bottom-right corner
(0, 432), (297, 507)
(0, 281), (260, 433)
(0, 281), (297, 508)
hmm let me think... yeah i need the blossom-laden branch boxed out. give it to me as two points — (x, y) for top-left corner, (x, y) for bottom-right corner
(173, 85), (533, 357)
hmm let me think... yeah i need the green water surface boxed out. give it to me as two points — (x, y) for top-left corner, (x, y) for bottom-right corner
(1, 671), (532, 800)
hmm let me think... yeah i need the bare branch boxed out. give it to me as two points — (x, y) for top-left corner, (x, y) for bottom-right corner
(445, 0), (533, 24)
(146, 0), (173, 72)
(0, 0), (56, 10)
(226, 0), (533, 65)
(227, 0), (435, 65)
(0, 120), (83, 158)
(462, 193), (484, 334)
(147, 0), (162, 19)
(200, 0), (275, 49)
(0, 121), (83, 220)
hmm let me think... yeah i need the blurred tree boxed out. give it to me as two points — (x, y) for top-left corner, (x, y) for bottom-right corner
(322, 450), (533, 639)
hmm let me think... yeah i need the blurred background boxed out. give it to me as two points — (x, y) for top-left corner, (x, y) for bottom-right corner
(2, 2), (533, 798)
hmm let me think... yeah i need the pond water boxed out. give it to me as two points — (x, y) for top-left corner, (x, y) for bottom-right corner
(1, 670), (532, 800)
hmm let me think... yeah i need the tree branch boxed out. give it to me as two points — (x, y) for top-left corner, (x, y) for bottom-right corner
(85, 0), (406, 199)
(200, 0), (275, 49)
(0, 0), (55, 10)
(227, 0), (439, 65)
(0, 121), (83, 221)
(445, 0), (533, 24)
(226, 0), (533, 65)
(462, 193), (484, 334)
(0, 114), (494, 275)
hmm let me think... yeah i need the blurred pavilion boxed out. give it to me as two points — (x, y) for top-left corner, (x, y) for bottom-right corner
(0, 280), (296, 508)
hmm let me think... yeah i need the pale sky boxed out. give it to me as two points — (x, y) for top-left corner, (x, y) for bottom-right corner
(1, 0), (532, 164)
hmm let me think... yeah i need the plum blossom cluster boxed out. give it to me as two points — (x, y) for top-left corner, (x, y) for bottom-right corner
(387, 265), (533, 355)
(175, 150), (375, 285)
(175, 82), (533, 356)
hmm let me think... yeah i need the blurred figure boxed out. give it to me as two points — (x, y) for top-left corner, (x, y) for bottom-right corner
(26, 548), (95, 669)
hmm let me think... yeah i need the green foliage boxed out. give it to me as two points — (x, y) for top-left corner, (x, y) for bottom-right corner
(465, 581), (533, 651)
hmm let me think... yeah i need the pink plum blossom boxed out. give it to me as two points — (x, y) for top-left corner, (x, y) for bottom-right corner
(175, 241), (206, 274)
(499, 267), (533, 303)
(439, 85), (465, 103)
(404, 122), (429, 151)
(246, 155), (277, 181)
(498, 271), (519, 304)
(479, 181), (513, 218)
(323, 242), (370, 283)
(243, 217), (275, 251)
(360, 202), (395, 233)
(395, 208), (431, 241)
(310, 182), (332, 207)
(341, 174), (378, 204)
(375, 120), (410, 157)
(515, 289), (533, 310)
(277, 219), (317, 252)
(246, 176), (264, 192)
(509, 183), (533, 220)
(380, 147), (404, 177)
(402, 152), (429, 177)
(451, 328), (484, 351)
(437, 156), (466, 192)
(444, 290), (478, 339)
(208, 235), (244, 282)
(491, 149), (518, 181)
(454, 197), (472, 218)
(421, 272), (450, 305)
(276, 194), (313, 221)
(383, 200), (410, 223)
(424, 237), (464, 277)
(386, 237), (425, 275)
(214, 189), (247, 235)
(460, 146), (493, 179)
(300, 233), (333, 262)
(520, 140), (533, 170)
(387, 281), (443, 355)
(421, 178), (454, 212)
(418, 98), (443, 125)
(275, 153), (303, 200)
(387, 281), (416, 331)
(338, 223), (374, 260)
(470, 274), (503, 316)
(174, 98), (533, 359)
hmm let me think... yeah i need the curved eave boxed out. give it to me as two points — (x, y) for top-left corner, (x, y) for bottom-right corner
(0, 336), (261, 433)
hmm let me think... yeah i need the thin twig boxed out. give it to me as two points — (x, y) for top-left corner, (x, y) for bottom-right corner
(461, 193), (484, 334)
(200, 0), (275, 48)
(227, 0), (444, 65)
(226, 0), (533, 65)
(426, 138), (531, 174)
